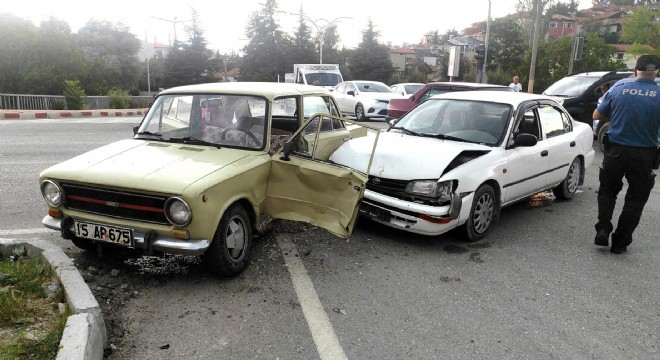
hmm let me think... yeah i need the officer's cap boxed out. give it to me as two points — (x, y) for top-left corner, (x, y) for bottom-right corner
(635, 55), (660, 72)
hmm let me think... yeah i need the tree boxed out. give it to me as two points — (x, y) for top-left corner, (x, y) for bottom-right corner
(621, 5), (660, 48)
(76, 20), (141, 94)
(289, 7), (317, 64)
(240, 0), (292, 81)
(162, 9), (221, 88)
(348, 19), (394, 83)
(483, 17), (529, 79)
(0, 14), (38, 93)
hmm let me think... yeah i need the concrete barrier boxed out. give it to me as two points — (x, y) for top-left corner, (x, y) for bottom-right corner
(0, 238), (105, 360)
(0, 109), (147, 120)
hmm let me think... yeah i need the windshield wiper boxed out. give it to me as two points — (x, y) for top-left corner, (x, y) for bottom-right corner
(169, 136), (222, 148)
(135, 131), (163, 139)
(427, 133), (471, 142)
(391, 126), (422, 137)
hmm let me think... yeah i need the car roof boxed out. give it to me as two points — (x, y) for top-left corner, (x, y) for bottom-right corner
(429, 90), (556, 105)
(158, 82), (331, 99)
(569, 70), (633, 77)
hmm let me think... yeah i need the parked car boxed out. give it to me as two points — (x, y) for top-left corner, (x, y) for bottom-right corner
(593, 76), (660, 151)
(330, 91), (595, 240)
(386, 81), (513, 120)
(542, 70), (632, 126)
(39, 82), (376, 277)
(333, 81), (405, 121)
(390, 83), (424, 97)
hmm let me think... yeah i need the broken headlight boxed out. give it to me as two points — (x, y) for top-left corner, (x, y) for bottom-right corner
(405, 180), (454, 201)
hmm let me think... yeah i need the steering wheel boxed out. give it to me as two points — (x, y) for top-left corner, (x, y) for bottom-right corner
(220, 125), (261, 145)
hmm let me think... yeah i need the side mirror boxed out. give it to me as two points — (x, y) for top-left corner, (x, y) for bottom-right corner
(280, 142), (292, 161)
(133, 125), (139, 135)
(347, 90), (355, 96)
(410, 95), (415, 101)
(514, 133), (537, 147)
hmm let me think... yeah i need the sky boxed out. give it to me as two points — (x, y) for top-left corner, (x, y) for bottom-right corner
(6, 0), (594, 54)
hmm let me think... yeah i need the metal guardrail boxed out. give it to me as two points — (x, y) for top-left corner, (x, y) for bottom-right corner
(0, 94), (153, 110)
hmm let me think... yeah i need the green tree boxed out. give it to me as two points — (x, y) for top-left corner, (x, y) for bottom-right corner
(523, 33), (624, 92)
(75, 20), (141, 94)
(484, 17), (529, 79)
(0, 14), (38, 93)
(289, 8), (317, 64)
(240, 0), (292, 81)
(63, 80), (86, 110)
(162, 9), (220, 88)
(621, 6), (660, 48)
(348, 19), (394, 83)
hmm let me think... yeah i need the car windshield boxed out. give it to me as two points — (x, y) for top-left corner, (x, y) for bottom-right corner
(356, 82), (391, 93)
(305, 73), (343, 87)
(390, 98), (512, 146)
(543, 75), (600, 97)
(404, 84), (423, 94)
(136, 94), (267, 150)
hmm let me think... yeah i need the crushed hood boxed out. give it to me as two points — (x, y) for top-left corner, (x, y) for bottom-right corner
(330, 132), (491, 180)
(41, 139), (249, 194)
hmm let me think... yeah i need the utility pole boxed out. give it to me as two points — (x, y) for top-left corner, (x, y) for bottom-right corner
(527, 0), (542, 93)
(151, 16), (191, 45)
(482, 0), (491, 83)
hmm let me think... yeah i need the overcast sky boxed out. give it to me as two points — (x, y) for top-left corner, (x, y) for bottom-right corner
(6, 0), (593, 54)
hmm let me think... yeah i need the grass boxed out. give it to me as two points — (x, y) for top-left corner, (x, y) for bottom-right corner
(0, 254), (68, 360)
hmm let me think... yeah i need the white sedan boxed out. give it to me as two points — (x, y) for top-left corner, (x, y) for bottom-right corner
(330, 91), (595, 241)
(333, 81), (405, 121)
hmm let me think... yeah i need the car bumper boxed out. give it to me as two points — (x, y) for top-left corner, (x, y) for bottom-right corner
(360, 189), (465, 236)
(42, 215), (211, 256)
(366, 103), (388, 118)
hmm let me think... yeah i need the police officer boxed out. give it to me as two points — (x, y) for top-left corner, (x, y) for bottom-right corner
(592, 54), (660, 254)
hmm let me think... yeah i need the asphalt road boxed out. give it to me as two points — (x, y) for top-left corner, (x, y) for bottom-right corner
(1, 117), (658, 360)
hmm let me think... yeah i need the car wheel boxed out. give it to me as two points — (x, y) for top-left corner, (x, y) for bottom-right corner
(355, 103), (366, 121)
(597, 121), (610, 152)
(462, 184), (497, 242)
(553, 157), (581, 200)
(203, 204), (253, 277)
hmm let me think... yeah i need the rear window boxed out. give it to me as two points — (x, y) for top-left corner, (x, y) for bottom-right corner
(543, 76), (600, 97)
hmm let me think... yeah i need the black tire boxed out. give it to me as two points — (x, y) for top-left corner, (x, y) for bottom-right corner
(553, 157), (581, 200)
(203, 204), (253, 277)
(597, 121), (610, 153)
(462, 184), (497, 242)
(355, 103), (366, 121)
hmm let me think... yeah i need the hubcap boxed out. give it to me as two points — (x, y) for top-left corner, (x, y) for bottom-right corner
(473, 192), (493, 233)
(567, 161), (580, 193)
(225, 216), (246, 261)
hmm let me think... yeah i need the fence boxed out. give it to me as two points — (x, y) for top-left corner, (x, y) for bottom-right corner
(0, 94), (153, 110)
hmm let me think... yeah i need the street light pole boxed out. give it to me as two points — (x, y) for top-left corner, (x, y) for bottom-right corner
(151, 16), (192, 45)
(285, 12), (351, 64)
(482, 0), (491, 83)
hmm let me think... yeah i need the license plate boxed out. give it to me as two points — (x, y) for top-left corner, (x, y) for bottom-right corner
(74, 221), (134, 248)
(360, 203), (392, 222)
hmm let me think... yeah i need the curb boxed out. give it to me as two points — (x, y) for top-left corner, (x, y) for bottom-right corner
(0, 109), (147, 120)
(0, 238), (105, 360)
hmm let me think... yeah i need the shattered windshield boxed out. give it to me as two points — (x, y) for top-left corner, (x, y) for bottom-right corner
(390, 98), (512, 146)
(136, 94), (267, 150)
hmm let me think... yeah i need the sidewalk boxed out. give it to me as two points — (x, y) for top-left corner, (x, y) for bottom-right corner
(0, 109), (148, 120)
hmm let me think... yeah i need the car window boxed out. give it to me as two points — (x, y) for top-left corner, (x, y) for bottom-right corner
(538, 105), (571, 138)
(543, 76), (600, 97)
(420, 88), (449, 102)
(303, 95), (339, 118)
(138, 94), (267, 150)
(346, 83), (357, 93)
(516, 109), (541, 139)
(336, 83), (347, 93)
(355, 82), (390, 93)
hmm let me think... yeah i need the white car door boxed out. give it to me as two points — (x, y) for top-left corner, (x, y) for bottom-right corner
(502, 107), (551, 204)
(537, 104), (578, 187)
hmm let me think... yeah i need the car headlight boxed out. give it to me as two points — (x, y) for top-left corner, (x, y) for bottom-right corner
(405, 180), (454, 201)
(41, 180), (62, 207)
(164, 197), (192, 226)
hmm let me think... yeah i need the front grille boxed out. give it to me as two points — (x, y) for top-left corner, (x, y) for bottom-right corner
(61, 183), (169, 224)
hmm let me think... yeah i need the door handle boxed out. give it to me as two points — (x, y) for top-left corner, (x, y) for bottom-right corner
(541, 150), (548, 157)
(343, 137), (352, 141)
(570, 141), (576, 147)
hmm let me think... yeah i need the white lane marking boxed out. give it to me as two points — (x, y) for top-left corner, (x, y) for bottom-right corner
(276, 235), (348, 360)
(0, 228), (55, 236)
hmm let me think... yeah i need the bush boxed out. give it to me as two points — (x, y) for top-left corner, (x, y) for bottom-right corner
(63, 80), (86, 110)
(50, 98), (66, 110)
(108, 88), (130, 109)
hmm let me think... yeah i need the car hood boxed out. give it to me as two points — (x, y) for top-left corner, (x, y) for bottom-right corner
(330, 132), (492, 180)
(41, 139), (250, 194)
